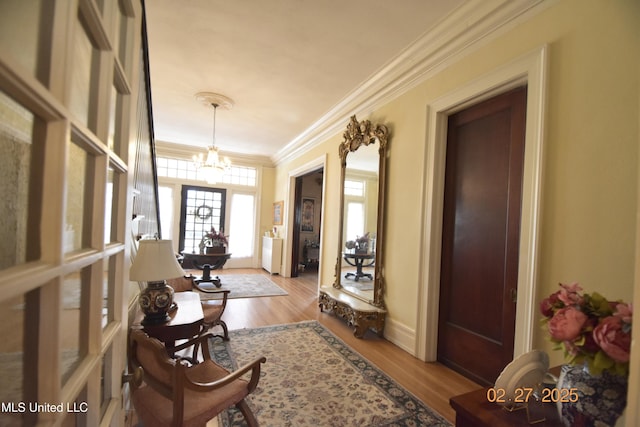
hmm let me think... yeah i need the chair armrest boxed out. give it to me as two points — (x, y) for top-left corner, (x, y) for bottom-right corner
(170, 331), (213, 355)
(183, 356), (267, 393)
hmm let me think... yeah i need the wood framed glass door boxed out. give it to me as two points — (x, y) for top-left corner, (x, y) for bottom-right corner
(0, 1), (148, 425)
(178, 185), (227, 255)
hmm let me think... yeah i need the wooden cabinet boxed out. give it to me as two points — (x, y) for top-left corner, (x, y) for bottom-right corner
(262, 237), (282, 274)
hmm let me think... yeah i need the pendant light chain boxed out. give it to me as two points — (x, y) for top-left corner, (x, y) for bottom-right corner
(212, 102), (218, 147)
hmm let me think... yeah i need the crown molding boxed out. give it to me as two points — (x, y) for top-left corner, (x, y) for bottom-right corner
(272, 0), (554, 166)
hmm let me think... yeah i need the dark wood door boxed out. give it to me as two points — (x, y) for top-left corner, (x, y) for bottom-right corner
(438, 87), (527, 385)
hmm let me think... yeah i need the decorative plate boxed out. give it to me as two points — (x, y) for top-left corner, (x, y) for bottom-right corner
(494, 349), (549, 406)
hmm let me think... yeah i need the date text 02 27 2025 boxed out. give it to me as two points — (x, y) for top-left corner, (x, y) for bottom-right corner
(486, 387), (579, 404)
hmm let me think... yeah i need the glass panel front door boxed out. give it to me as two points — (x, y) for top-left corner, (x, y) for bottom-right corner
(179, 185), (227, 254)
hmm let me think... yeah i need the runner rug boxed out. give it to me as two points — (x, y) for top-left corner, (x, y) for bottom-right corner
(209, 321), (451, 427)
(196, 274), (288, 300)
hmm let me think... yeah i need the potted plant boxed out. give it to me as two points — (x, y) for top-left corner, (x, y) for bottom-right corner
(345, 232), (370, 254)
(199, 227), (229, 254)
(540, 282), (632, 425)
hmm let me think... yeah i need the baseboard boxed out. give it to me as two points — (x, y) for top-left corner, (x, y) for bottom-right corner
(383, 317), (416, 356)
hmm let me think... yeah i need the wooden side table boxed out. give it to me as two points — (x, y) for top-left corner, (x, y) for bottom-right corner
(450, 367), (563, 426)
(134, 292), (204, 356)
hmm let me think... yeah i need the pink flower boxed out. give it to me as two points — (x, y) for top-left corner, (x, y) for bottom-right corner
(593, 316), (631, 363)
(557, 282), (584, 306)
(548, 307), (588, 341)
(614, 303), (633, 323)
(540, 291), (561, 317)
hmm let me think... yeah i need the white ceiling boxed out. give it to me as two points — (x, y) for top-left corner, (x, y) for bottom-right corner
(144, 0), (468, 161)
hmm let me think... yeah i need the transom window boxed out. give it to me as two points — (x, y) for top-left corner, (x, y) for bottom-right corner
(344, 179), (364, 197)
(156, 157), (257, 187)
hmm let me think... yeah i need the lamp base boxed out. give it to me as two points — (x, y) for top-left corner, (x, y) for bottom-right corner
(141, 312), (171, 326)
(139, 280), (175, 325)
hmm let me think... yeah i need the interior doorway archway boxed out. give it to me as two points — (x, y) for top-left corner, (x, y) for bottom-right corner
(283, 156), (327, 283)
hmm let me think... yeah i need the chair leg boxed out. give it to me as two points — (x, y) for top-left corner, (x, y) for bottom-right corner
(220, 320), (229, 341)
(207, 320), (230, 341)
(236, 399), (259, 427)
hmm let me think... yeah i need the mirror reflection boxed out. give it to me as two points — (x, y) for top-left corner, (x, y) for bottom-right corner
(340, 144), (379, 301)
(334, 115), (388, 307)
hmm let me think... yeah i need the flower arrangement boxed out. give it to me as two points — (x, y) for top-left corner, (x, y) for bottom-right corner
(200, 227), (228, 248)
(540, 283), (632, 376)
(345, 232), (370, 252)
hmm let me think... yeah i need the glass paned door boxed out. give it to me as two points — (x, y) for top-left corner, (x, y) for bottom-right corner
(0, 1), (145, 425)
(179, 185), (227, 254)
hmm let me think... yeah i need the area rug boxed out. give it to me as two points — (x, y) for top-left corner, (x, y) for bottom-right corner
(209, 321), (451, 426)
(197, 274), (288, 300)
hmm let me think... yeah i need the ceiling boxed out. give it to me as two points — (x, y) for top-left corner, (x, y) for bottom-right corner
(144, 0), (468, 161)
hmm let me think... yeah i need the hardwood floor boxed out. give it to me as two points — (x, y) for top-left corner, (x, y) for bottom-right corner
(200, 268), (481, 423)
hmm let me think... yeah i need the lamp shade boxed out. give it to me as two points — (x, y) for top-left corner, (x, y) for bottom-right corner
(130, 239), (185, 282)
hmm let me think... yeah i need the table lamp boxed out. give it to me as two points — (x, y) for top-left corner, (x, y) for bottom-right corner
(130, 238), (185, 325)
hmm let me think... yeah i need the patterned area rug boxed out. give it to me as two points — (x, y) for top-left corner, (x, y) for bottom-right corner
(209, 321), (451, 426)
(197, 274), (288, 300)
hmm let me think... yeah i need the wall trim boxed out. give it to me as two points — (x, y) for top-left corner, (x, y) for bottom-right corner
(383, 318), (416, 355)
(416, 45), (549, 362)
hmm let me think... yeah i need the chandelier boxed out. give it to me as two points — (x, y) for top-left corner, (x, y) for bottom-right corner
(193, 92), (233, 184)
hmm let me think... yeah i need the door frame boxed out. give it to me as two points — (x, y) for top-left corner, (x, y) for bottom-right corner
(283, 155), (327, 280)
(416, 45), (549, 361)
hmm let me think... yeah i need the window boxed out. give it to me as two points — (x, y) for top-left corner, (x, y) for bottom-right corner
(344, 178), (366, 240)
(344, 179), (364, 197)
(228, 193), (255, 258)
(156, 156), (257, 187)
(345, 201), (365, 242)
(158, 185), (174, 240)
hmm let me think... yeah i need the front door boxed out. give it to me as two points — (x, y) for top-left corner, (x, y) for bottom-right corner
(438, 87), (527, 385)
(178, 185), (227, 254)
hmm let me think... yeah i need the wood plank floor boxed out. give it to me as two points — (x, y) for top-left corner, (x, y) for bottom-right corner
(200, 268), (481, 423)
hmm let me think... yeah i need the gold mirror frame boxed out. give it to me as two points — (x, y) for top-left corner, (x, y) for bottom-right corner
(333, 115), (388, 308)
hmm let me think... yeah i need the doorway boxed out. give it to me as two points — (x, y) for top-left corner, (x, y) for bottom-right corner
(291, 169), (324, 278)
(437, 87), (527, 385)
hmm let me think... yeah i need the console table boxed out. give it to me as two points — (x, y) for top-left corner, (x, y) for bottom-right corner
(181, 252), (231, 270)
(319, 286), (385, 338)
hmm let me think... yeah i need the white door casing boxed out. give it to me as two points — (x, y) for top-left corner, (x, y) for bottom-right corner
(416, 45), (548, 362)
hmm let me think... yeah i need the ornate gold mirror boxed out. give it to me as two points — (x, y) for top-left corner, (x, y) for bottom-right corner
(334, 115), (388, 307)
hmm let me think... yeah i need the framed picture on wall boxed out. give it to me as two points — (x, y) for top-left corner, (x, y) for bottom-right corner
(273, 201), (284, 225)
(301, 197), (315, 232)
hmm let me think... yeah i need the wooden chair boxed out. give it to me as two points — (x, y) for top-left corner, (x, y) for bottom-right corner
(129, 329), (266, 427)
(167, 275), (230, 341)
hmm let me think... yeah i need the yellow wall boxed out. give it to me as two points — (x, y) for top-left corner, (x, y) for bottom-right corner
(273, 0), (639, 362)
(273, 136), (342, 282)
(259, 165), (277, 237)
